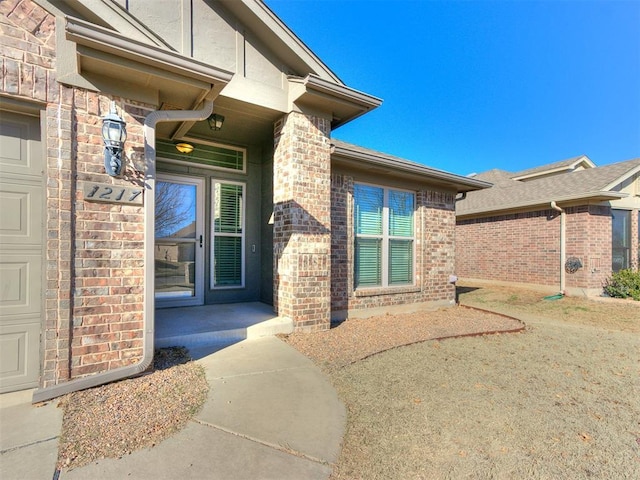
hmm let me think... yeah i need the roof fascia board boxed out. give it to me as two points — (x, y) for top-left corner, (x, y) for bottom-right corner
(457, 191), (626, 219)
(220, 0), (342, 84)
(288, 74), (382, 127)
(332, 142), (492, 192)
(64, 0), (174, 49)
(303, 74), (382, 110)
(65, 16), (233, 86)
(602, 164), (640, 191)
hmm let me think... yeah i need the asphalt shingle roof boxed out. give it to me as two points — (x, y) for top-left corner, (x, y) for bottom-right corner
(457, 158), (640, 216)
(511, 155), (591, 179)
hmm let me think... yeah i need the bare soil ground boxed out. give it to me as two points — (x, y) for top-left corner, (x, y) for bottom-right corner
(56, 283), (639, 478)
(283, 283), (640, 479)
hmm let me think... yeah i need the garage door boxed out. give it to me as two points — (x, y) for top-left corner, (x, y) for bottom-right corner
(0, 110), (43, 393)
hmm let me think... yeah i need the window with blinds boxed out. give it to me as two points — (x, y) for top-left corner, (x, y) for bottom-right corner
(354, 184), (415, 288)
(212, 181), (244, 288)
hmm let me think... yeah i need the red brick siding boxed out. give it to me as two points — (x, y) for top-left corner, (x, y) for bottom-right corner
(330, 175), (457, 316)
(69, 95), (149, 378)
(456, 205), (614, 292)
(273, 112), (332, 332)
(2, 0), (149, 387)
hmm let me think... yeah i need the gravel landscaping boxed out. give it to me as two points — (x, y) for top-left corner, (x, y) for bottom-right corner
(57, 347), (208, 471)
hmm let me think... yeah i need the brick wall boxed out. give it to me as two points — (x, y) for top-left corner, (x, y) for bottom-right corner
(69, 94), (149, 378)
(1, 0), (148, 387)
(456, 205), (613, 292)
(273, 112), (332, 332)
(330, 174), (457, 317)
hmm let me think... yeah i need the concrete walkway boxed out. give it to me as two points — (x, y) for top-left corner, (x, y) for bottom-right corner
(0, 337), (346, 480)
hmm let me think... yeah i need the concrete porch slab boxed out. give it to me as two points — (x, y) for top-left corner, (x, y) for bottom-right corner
(155, 302), (293, 353)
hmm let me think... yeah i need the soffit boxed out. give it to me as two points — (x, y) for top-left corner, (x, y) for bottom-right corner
(65, 16), (233, 110)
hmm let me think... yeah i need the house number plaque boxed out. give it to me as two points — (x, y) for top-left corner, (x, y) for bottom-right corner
(83, 182), (144, 205)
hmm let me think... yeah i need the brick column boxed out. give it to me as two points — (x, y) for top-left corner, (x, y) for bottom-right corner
(273, 112), (331, 332)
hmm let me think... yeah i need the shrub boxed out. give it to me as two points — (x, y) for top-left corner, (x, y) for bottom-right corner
(603, 269), (640, 300)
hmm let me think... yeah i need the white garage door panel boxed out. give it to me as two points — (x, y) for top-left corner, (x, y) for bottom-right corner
(0, 182), (43, 244)
(0, 113), (42, 176)
(0, 110), (43, 393)
(0, 321), (40, 393)
(0, 254), (42, 315)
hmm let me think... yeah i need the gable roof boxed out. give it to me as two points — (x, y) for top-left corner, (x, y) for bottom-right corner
(457, 157), (640, 218)
(331, 139), (492, 193)
(511, 155), (595, 181)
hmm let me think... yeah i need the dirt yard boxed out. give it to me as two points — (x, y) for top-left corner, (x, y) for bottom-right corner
(284, 283), (640, 479)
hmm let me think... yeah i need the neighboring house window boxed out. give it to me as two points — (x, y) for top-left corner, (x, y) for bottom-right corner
(212, 181), (244, 288)
(354, 183), (415, 288)
(611, 209), (631, 272)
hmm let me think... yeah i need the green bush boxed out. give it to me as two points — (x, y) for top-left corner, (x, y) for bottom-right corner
(603, 269), (640, 300)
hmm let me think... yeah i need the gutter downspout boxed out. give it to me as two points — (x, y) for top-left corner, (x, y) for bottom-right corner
(550, 201), (566, 295)
(33, 99), (215, 403)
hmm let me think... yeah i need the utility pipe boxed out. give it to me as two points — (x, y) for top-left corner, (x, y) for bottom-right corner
(550, 201), (566, 295)
(33, 99), (215, 403)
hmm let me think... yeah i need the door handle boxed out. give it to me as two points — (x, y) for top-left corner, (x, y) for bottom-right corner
(199, 235), (203, 248)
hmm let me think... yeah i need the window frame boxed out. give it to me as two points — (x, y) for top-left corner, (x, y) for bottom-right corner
(353, 182), (416, 289)
(210, 179), (246, 289)
(157, 137), (246, 174)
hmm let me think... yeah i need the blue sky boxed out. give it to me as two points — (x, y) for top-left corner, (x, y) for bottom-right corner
(265, 0), (640, 176)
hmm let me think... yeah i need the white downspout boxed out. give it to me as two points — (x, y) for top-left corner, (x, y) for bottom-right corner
(33, 99), (215, 403)
(550, 201), (566, 295)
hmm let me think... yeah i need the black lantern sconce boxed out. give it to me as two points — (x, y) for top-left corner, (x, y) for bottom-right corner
(102, 102), (127, 176)
(207, 113), (225, 131)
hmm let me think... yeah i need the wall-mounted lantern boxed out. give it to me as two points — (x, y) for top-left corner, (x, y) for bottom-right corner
(102, 101), (127, 176)
(207, 113), (225, 131)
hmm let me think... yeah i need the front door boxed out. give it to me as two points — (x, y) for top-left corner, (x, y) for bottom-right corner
(154, 175), (205, 307)
(0, 111), (43, 393)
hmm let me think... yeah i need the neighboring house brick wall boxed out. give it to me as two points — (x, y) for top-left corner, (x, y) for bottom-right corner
(273, 112), (332, 332)
(1, 0), (147, 387)
(330, 176), (457, 317)
(456, 205), (613, 293)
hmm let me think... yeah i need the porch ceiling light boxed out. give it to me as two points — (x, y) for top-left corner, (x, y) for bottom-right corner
(175, 142), (194, 154)
(102, 101), (127, 176)
(207, 113), (225, 131)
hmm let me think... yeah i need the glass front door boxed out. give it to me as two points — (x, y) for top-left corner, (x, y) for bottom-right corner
(155, 175), (204, 307)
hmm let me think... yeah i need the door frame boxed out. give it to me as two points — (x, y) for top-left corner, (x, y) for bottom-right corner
(154, 173), (205, 308)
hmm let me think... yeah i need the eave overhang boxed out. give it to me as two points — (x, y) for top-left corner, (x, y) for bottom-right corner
(456, 191), (626, 220)
(64, 16), (233, 106)
(603, 163), (640, 191)
(289, 74), (382, 129)
(331, 142), (492, 193)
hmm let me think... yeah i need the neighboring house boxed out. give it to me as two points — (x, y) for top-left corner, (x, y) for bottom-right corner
(0, 0), (489, 400)
(456, 155), (640, 295)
